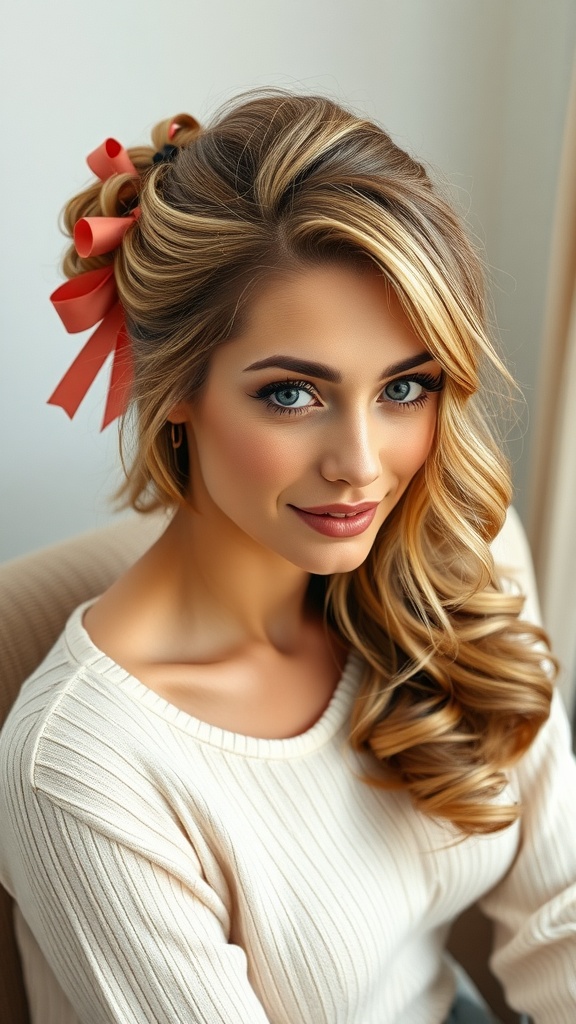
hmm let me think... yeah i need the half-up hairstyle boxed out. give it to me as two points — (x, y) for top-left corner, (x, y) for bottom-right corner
(59, 89), (555, 834)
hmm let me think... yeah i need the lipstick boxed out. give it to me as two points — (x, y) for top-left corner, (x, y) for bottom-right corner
(289, 502), (379, 538)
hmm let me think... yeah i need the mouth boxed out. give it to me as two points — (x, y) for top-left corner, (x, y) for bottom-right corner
(292, 502), (380, 517)
(289, 502), (380, 538)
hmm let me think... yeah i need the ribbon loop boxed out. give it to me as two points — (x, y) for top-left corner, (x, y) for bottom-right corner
(168, 114), (201, 140)
(50, 267), (116, 333)
(74, 215), (137, 258)
(86, 138), (138, 180)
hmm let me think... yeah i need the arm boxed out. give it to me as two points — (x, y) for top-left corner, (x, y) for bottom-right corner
(6, 788), (274, 1024)
(480, 692), (576, 1022)
(0, 661), (275, 1024)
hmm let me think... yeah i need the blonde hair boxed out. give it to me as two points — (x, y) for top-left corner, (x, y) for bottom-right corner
(61, 89), (554, 834)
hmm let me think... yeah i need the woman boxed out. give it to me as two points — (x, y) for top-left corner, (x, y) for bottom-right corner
(0, 90), (574, 1024)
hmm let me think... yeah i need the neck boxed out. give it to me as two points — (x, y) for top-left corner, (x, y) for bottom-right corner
(154, 504), (320, 657)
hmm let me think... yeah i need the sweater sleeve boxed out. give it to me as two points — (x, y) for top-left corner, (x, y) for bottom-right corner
(479, 692), (576, 1021)
(479, 508), (576, 1021)
(1, 721), (273, 1024)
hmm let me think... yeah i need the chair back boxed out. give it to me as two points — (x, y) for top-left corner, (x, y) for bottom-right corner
(0, 515), (163, 1023)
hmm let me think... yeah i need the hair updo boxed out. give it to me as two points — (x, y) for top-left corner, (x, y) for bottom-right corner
(61, 89), (554, 835)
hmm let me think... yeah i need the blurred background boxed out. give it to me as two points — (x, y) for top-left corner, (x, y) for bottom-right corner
(1, 0), (575, 706)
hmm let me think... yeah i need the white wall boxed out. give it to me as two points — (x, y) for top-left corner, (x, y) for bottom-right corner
(1, 0), (575, 561)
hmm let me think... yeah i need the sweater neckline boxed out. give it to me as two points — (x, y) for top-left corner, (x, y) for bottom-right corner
(65, 601), (364, 759)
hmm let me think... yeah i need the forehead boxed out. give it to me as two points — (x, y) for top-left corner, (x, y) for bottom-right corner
(217, 263), (428, 373)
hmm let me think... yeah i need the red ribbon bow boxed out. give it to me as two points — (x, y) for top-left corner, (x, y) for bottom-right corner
(48, 138), (139, 429)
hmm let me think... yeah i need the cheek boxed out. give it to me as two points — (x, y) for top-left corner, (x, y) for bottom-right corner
(390, 409), (437, 478)
(197, 411), (304, 494)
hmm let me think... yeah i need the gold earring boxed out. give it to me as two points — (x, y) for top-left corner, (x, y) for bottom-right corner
(170, 423), (183, 449)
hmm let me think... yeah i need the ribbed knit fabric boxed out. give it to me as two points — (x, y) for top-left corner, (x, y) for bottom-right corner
(0, 512), (575, 1023)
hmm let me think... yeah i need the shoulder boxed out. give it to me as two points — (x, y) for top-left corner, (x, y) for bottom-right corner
(492, 512), (576, 788)
(491, 506), (542, 626)
(0, 604), (173, 827)
(0, 613), (82, 785)
(0, 603), (204, 904)
(491, 505), (530, 565)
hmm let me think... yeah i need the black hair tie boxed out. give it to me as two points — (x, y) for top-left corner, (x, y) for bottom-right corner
(152, 144), (178, 165)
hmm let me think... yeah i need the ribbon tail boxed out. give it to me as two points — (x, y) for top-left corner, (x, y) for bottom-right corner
(47, 304), (124, 419)
(101, 325), (133, 429)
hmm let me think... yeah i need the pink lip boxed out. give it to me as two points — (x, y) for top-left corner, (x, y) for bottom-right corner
(294, 502), (380, 514)
(290, 503), (379, 538)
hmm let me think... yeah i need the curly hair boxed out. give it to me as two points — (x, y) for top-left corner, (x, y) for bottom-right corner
(59, 89), (554, 834)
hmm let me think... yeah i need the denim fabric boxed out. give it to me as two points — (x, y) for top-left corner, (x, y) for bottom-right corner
(445, 992), (500, 1023)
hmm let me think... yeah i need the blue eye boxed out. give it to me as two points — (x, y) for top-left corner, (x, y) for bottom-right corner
(253, 379), (318, 415)
(382, 372), (444, 407)
(252, 371), (444, 417)
(384, 379), (424, 403)
(271, 387), (314, 408)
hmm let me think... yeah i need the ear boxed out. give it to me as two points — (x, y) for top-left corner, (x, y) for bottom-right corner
(165, 401), (191, 424)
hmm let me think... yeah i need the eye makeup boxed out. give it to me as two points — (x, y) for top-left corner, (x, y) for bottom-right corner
(251, 371), (444, 416)
(252, 379), (318, 415)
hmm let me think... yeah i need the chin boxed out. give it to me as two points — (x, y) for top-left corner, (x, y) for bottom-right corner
(288, 542), (375, 577)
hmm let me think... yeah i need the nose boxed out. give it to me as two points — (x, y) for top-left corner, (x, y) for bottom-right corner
(318, 409), (384, 488)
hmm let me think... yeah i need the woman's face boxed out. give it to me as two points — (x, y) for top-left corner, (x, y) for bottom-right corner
(173, 263), (442, 576)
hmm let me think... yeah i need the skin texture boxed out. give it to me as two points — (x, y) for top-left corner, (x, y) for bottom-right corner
(187, 267), (437, 560)
(84, 264), (442, 737)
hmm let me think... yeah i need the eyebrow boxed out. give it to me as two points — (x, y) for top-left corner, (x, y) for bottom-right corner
(243, 351), (435, 383)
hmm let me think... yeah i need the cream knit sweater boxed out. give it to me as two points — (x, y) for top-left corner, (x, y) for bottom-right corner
(0, 510), (575, 1024)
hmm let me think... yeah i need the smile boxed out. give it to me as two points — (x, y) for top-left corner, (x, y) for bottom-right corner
(289, 504), (379, 537)
(320, 511), (358, 518)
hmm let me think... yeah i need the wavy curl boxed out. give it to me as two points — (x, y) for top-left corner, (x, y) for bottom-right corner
(58, 89), (555, 834)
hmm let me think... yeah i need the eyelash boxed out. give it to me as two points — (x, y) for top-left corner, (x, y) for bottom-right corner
(252, 373), (444, 417)
(253, 379), (318, 416)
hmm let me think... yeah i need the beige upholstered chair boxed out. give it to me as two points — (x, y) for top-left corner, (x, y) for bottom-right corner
(0, 516), (520, 1023)
(0, 515), (164, 1023)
